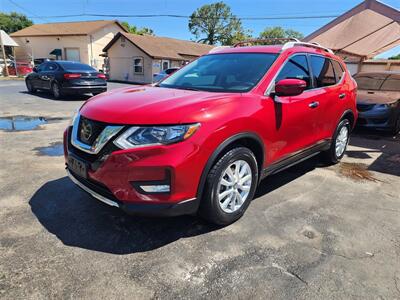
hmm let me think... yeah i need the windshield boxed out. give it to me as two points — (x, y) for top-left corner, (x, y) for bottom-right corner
(380, 74), (400, 92)
(354, 74), (387, 90)
(159, 53), (278, 93)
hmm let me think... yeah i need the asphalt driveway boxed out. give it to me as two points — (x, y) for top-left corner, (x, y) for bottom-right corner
(0, 79), (399, 299)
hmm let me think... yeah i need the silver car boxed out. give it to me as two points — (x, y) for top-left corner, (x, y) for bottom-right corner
(152, 68), (179, 83)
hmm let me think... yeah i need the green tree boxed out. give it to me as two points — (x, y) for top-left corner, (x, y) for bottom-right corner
(121, 21), (154, 35)
(259, 26), (304, 43)
(189, 2), (248, 45)
(389, 53), (400, 60)
(0, 12), (33, 34)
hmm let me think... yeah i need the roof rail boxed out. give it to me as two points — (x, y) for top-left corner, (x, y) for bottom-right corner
(208, 46), (232, 53)
(233, 38), (300, 47)
(282, 41), (334, 54)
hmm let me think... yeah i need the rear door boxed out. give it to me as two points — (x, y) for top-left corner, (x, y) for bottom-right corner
(268, 54), (320, 162)
(309, 55), (343, 141)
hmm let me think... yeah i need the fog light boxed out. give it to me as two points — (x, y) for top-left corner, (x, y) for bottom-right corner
(140, 185), (170, 193)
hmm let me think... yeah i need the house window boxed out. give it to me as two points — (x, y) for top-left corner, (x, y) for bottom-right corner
(162, 60), (170, 71)
(133, 57), (144, 74)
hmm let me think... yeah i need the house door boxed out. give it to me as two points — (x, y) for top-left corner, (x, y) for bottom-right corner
(65, 48), (80, 62)
(162, 60), (170, 71)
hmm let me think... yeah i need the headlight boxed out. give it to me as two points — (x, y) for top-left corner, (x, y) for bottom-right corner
(114, 124), (200, 149)
(70, 109), (79, 126)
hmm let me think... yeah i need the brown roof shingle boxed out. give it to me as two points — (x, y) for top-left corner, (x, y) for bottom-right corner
(10, 20), (126, 37)
(105, 32), (214, 60)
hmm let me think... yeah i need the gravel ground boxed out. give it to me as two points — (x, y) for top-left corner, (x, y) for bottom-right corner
(0, 79), (399, 299)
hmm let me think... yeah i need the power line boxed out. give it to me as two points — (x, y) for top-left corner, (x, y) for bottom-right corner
(25, 13), (339, 20)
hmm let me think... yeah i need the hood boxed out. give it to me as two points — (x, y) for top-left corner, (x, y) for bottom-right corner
(357, 89), (400, 105)
(80, 86), (237, 124)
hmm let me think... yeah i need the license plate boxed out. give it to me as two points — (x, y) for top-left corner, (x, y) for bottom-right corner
(68, 155), (87, 178)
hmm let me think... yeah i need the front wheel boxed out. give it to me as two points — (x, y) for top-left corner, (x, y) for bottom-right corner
(26, 80), (36, 93)
(199, 147), (259, 225)
(391, 114), (400, 136)
(323, 119), (350, 164)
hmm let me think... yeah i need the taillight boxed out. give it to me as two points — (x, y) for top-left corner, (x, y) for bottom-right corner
(64, 73), (81, 79)
(97, 73), (106, 79)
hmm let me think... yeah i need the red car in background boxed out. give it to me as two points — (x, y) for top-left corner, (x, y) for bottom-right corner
(64, 40), (357, 225)
(6, 61), (33, 76)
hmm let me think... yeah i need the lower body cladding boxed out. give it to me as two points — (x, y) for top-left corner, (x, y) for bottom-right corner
(64, 127), (203, 216)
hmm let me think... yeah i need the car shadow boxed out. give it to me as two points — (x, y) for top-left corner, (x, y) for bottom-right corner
(19, 90), (92, 101)
(348, 128), (400, 177)
(29, 158), (321, 254)
(29, 177), (219, 254)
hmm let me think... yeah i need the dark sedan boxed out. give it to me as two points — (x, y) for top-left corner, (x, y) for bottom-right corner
(354, 72), (400, 135)
(25, 61), (107, 99)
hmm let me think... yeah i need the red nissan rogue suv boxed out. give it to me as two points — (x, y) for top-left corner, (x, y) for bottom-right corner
(64, 40), (357, 225)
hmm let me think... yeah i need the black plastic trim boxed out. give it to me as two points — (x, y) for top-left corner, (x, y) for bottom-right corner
(196, 132), (265, 202)
(261, 139), (330, 178)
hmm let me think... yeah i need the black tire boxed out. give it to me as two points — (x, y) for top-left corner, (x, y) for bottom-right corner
(323, 119), (350, 164)
(199, 147), (259, 225)
(391, 114), (400, 136)
(51, 82), (62, 99)
(26, 79), (36, 93)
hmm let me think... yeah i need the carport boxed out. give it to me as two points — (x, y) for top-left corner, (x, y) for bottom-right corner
(304, 0), (400, 71)
(0, 30), (19, 77)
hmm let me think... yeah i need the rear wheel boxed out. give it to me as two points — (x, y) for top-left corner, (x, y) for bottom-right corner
(51, 82), (62, 99)
(26, 80), (36, 93)
(323, 119), (350, 164)
(199, 147), (259, 225)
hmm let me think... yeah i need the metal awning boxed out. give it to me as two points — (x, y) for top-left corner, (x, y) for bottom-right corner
(0, 30), (19, 47)
(49, 49), (62, 56)
(304, 0), (400, 59)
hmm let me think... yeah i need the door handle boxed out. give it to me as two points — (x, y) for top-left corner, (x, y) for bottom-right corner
(309, 101), (319, 108)
(339, 93), (346, 99)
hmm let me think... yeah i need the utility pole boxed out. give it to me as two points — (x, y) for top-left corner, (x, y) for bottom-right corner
(0, 31), (10, 77)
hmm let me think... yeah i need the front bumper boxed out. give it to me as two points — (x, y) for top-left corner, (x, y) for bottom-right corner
(356, 106), (396, 129)
(67, 169), (198, 216)
(64, 124), (206, 217)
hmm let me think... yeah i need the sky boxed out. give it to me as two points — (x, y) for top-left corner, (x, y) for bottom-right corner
(1, 0), (399, 58)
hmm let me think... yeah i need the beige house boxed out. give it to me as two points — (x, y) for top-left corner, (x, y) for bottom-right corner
(103, 32), (214, 83)
(10, 20), (127, 69)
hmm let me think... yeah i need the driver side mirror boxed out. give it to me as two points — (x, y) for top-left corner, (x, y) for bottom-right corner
(274, 79), (307, 97)
(33, 67), (38, 73)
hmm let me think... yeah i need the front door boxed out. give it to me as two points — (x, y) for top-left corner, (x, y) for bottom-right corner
(267, 54), (320, 163)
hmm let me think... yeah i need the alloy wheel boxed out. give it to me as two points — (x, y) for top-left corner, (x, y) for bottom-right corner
(217, 160), (253, 213)
(335, 126), (349, 157)
(52, 83), (60, 98)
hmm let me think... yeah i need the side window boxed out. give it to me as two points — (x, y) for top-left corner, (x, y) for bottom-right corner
(332, 60), (344, 82)
(310, 56), (336, 87)
(37, 63), (47, 72)
(133, 57), (144, 74)
(275, 55), (312, 89)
